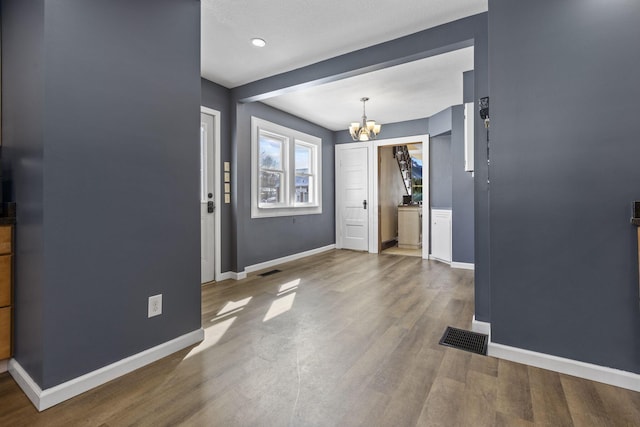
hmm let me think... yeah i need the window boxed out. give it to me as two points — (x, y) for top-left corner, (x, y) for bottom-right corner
(251, 117), (322, 218)
(411, 157), (423, 203)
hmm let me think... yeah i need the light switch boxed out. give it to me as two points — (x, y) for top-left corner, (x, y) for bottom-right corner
(225, 194), (231, 204)
(224, 162), (230, 172)
(224, 172), (230, 182)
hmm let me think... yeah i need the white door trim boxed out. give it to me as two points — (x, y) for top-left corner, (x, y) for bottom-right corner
(371, 134), (430, 259)
(201, 106), (222, 282)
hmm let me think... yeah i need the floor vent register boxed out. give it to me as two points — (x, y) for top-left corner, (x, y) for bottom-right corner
(439, 326), (488, 355)
(258, 269), (281, 277)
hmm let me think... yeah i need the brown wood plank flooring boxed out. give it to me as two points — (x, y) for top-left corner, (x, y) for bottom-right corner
(1, 249), (639, 426)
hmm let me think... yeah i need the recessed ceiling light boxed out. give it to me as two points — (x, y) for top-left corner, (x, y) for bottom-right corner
(251, 38), (266, 48)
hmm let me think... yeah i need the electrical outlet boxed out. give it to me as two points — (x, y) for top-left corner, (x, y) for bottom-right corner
(148, 294), (162, 318)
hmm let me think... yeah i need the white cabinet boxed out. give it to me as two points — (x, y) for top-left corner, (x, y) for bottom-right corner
(464, 102), (474, 172)
(431, 209), (451, 263)
(398, 206), (422, 249)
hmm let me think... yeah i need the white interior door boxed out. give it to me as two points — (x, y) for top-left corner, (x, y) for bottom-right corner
(200, 113), (215, 283)
(336, 144), (369, 251)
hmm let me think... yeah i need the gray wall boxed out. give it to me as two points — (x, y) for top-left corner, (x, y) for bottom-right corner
(234, 102), (335, 271)
(463, 70), (474, 104)
(472, 16), (490, 323)
(2, 0), (201, 388)
(334, 118), (428, 145)
(489, 0), (640, 372)
(451, 105), (474, 264)
(429, 108), (453, 137)
(430, 135), (452, 209)
(427, 106), (475, 264)
(201, 78), (232, 273)
(1, 0), (45, 384)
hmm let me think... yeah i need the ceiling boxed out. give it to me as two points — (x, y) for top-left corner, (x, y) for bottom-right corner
(201, 0), (487, 131)
(262, 47), (474, 131)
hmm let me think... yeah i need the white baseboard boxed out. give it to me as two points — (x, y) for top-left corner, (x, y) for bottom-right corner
(489, 342), (640, 392)
(451, 262), (475, 270)
(231, 271), (247, 280)
(9, 328), (204, 411)
(428, 255), (451, 265)
(471, 315), (491, 336)
(243, 244), (336, 276)
(217, 271), (237, 281)
(475, 321), (640, 393)
(216, 271), (247, 281)
(0, 359), (7, 373)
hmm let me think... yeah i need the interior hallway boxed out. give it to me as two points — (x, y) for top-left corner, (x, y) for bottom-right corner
(1, 250), (639, 426)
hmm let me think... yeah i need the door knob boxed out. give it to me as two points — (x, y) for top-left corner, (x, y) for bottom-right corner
(363, 200), (367, 210)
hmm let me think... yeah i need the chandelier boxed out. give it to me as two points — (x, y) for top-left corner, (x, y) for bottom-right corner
(349, 97), (381, 142)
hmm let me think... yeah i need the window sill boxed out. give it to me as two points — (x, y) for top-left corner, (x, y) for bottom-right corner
(251, 205), (322, 219)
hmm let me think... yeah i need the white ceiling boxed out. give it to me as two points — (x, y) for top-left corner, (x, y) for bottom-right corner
(262, 47), (474, 130)
(201, 0), (486, 130)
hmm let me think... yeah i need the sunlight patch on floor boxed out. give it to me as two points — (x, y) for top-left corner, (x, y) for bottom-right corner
(278, 278), (300, 295)
(217, 296), (252, 317)
(186, 316), (236, 359)
(263, 292), (296, 322)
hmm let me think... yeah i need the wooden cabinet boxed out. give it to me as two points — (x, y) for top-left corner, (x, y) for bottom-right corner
(0, 225), (13, 359)
(398, 206), (422, 249)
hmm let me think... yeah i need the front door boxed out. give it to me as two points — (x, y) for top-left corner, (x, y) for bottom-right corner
(200, 113), (215, 283)
(336, 144), (369, 251)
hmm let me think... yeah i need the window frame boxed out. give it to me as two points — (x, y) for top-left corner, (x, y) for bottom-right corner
(257, 129), (288, 208)
(251, 117), (322, 218)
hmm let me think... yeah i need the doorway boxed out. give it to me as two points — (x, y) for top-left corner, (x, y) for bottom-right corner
(200, 107), (222, 283)
(372, 135), (429, 260)
(378, 143), (423, 258)
(335, 135), (429, 259)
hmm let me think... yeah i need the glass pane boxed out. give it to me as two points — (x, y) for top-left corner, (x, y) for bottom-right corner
(411, 157), (423, 203)
(260, 171), (283, 204)
(412, 181), (423, 202)
(295, 144), (311, 174)
(295, 175), (312, 203)
(259, 133), (283, 170)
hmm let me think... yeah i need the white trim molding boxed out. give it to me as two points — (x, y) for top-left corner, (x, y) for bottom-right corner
(428, 254), (451, 265)
(488, 342), (640, 393)
(200, 106), (223, 283)
(474, 320), (640, 393)
(9, 328), (204, 411)
(245, 244), (335, 274)
(251, 116), (323, 219)
(471, 315), (491, 336)
(216, 271), (239, 282)
(228, 271), (248, 281)
(0, 359), (7, 374)
(451, 262), (475, 270)
(226, 245), (336, 280)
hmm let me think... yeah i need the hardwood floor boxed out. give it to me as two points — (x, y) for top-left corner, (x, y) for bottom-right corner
(1, 250), (639, 426)
(380, 245), (422, 257)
